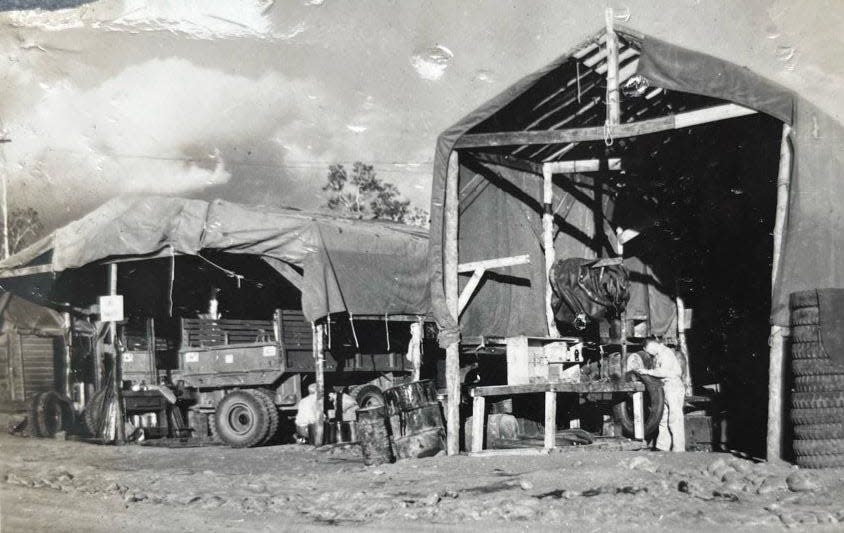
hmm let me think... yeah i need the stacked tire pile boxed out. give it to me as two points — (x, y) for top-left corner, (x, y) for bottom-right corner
(790, 289), (844, 468)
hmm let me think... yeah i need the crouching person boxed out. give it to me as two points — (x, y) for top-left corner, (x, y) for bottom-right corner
(295, 383), (319, 443)
(636, 339), (685, 452)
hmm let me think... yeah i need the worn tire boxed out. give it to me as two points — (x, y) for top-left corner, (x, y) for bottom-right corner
(84, 389), (109, 437)
(792, 359), (844, 377)
(791, 307), (820, 326)
(795, 454), (844, 469)
(792, 391), (844, 410)
(792, 439), (844, 457)
(791, 407), (844, 425)
(348, 384), (385, 409)
(246, 389), (279, 445)
(790, 290), (819, 310)
(612, 374), (665, 440)
(214, 390), (270, 448)
(792, 325), (821, 344)
(794, 423), (844, 440)
(36, 391), (71, 438)
(794, 374), (844, 392)
(28, 393), (43, 438)
(791, 343), (828, 360)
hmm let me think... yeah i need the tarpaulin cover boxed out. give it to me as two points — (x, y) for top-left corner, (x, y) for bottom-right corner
(0, 197), (431, 322)
(0, 292), (65, 335)
(429, 27), (844, 338)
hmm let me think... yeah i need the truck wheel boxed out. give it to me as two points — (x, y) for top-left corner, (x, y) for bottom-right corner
(214, 390), (270, 448)
(36, 391), (72, 438)
(612, 374), (664, 440)
(246, 389), (280, 445)
(29, 393), (43, 438)
(84, 389), (108, 437)
(348, 384), (385, 409)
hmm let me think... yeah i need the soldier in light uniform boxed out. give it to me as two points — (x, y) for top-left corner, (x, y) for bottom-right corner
(636, 339), (685, 452)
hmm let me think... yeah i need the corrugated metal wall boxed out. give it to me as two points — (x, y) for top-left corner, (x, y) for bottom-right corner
(20, 335), (58, 400)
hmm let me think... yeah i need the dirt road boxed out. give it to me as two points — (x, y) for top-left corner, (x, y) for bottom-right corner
(2, 426), (843, 532)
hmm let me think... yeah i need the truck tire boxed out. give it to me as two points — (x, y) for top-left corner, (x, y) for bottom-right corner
(348, 384), (385, 409)
(791, 307), (820, 326)
(792, 325), (821, 344)
(792, 359), (844, 377)
(791, 407), (844, 425)
(792, 439), (844, 457)
(36, 391), (71, 438)
(795, 454), (844, 469)
(792, 391), (844, 410)
(794, 374), (844, 393)
(246, 389), (279, 445)
(791, 343), (828, 360)
(612, 374), (664, 440)
(28, 393), (43, 438)
(214, 390), (271, 448)
(793, 423), (844, 440)
(84, 389), (109, 437)
(790, 290), (819, 310)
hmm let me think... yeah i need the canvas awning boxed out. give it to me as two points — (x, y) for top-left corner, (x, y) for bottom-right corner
(0, 196), (431, 322)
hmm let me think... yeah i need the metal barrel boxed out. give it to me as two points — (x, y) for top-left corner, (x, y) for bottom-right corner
(355, 405), (395, 466)
(384, 380), (445, 459)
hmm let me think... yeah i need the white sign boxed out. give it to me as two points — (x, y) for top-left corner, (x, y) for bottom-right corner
(122, 352), (134, 363)
(224, 354), (234, 364)
(99, 295), (124, 322)
(262, 346), (277, 357)
(184, 352), (199, 363)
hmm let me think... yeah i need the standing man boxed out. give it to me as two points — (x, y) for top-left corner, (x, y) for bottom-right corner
(637, 339), (685, 452)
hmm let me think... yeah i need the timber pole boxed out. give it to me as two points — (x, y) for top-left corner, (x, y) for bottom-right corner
(313, 322), (325, 446)
(766, 123), (793, 462)
(542, 165), (561, 337)
(605, 7), (620, 127)
(109, 263), (126, 443)
(444, 150), (461, 455)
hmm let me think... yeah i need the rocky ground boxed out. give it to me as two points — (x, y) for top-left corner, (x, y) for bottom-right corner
(2, 417), (844, 532)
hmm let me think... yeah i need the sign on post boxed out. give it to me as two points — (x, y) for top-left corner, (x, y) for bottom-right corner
(99, 295), (124, 322)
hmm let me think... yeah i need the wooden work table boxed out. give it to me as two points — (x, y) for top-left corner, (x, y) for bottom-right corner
(468, 380), (646, 453)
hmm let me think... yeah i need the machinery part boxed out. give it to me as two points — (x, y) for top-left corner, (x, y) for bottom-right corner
(791, 342), (828, 360)
(612, 374), (664, 439)
(794, 374), (844, 392)
(793, 423), (844, 440)
(794, 454), (844, 469)
(246, 388), (279, 446)
(791, 407), (844, 425)
(214, 390), (272, 448)
(84, 389), (109, 437)
(792, 359), (844, 377)
(792, 391), (844, 410)
(790, 290), (819, 310)
(791, 307), (819, 326)
(791, 325), (821, 344)
(348, 384), (385, 409)
(792, 438), (844, 457)
(28, 392), (43, 438)
(35, 391), (72, 438)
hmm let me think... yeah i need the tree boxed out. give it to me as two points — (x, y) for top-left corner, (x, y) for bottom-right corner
(4, 207), (44, 257)
(322, 161), (428, 227)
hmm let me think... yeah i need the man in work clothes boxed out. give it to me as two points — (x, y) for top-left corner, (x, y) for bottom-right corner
(637, 339), (685, 452)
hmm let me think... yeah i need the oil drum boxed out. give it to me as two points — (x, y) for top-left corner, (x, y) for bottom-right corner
(384, 380), (445, 459)
(356, 405), (395, 466)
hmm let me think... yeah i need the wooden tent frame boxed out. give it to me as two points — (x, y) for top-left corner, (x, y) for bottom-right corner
(441, 11), (791, 459)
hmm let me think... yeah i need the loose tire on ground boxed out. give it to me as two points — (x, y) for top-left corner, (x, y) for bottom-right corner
(794, 374), (844, 392)
(792, 359), (844, 377)
(795, 454), (844, 469)
(790, 290), (819, 310)
(84, 389), (109, 437)
(246, 388), (280, 445)
(348, 384), (386, 409)
(36, 391), (71, 438)
(793, 423), (844, 440)
(791, 307), (820, 326)
(791, 407), (844, 425)
(791, 342), (828, 360)
(28, 392), (43, 438)
(214, 390), (271, 448)
(792, 325), (821, 344)
(792, 438), (844, 457)
(612, 374), (664, 440)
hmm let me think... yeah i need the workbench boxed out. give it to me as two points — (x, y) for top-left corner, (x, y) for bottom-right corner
(468, 380), (646, 452)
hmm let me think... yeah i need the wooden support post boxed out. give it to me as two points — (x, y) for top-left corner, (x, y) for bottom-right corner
(544, 391), (557, 449)
(542, 165), (561, 337)
(108, 263), (126, 444)
(471, 395), (485, 452)
(458, 269), (485, 317)
(767, 123), (793, 462)
(444, 150), (461, 456)
(62, 312), (71, 398)
(605, 7), (620, 126)
(457, 255), (531, 317)
(632, 391), (645, 440)
(313, 322), (325, 446)
(411, 320), (422, 382)
(676, 296), (693, 396)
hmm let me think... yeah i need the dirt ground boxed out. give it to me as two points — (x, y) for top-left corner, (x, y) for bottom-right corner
(2, 418), (844, 532)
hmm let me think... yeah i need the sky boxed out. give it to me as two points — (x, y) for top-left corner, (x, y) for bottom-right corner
(0, 0), (842, 232)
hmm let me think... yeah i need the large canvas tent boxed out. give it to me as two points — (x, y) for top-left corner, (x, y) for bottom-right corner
(0, 196), (431, 322)
(428, 24), (844, 458)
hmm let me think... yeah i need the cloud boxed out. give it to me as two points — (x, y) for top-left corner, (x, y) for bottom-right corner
(410, 45), (453, 81)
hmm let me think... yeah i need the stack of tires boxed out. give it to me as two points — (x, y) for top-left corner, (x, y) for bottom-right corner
(790, 289), (844, 468)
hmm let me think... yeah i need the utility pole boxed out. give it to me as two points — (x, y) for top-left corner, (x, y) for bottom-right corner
(0, 135), (10, 260)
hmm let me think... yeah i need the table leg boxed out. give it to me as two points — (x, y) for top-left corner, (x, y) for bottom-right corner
(544, 391), (557, 449)
(632, 391), (645, 440)
(471, 396), (485, 452)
